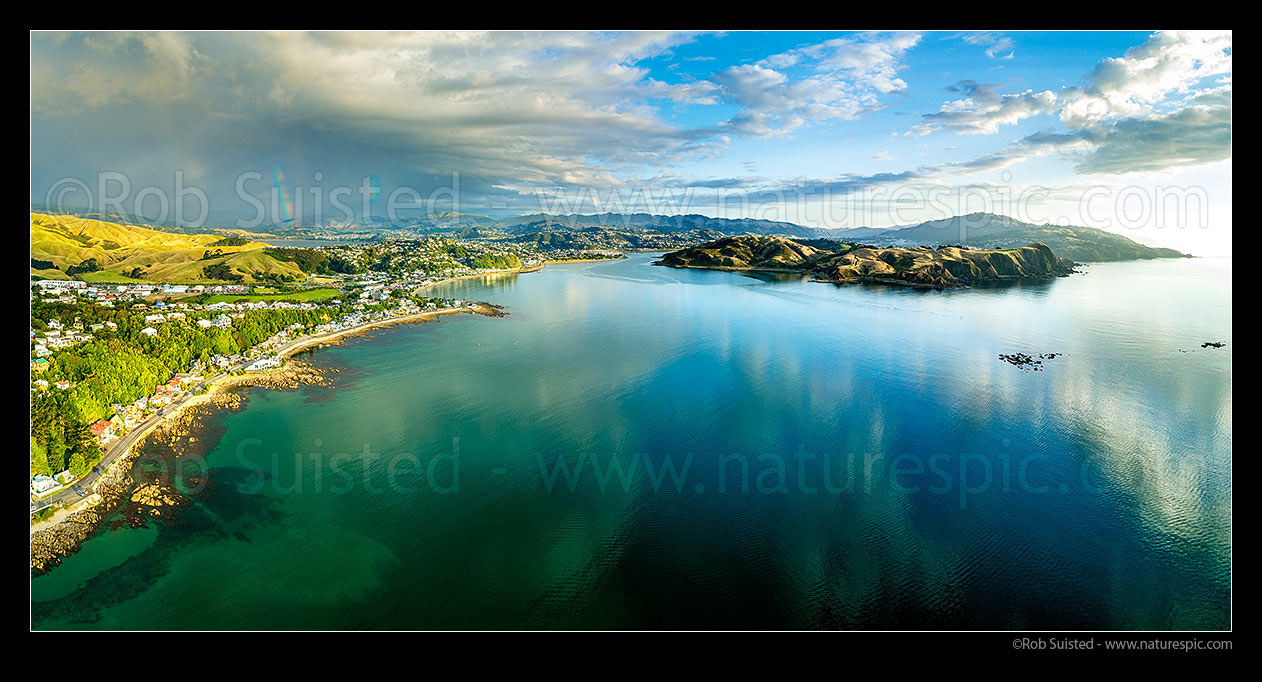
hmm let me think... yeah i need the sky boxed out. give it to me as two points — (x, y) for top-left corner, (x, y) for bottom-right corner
(30, 30), (1232, 255)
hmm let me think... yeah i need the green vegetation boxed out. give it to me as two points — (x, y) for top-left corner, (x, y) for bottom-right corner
(470, 252), (522, 270)
(31, 391), (96, 478)
(314, 237), (527, 277)
(65, 258), (102, 276)
(202, 262), (245, 282)
(29, 297), (336, 476)
(264, 247), (345, 274)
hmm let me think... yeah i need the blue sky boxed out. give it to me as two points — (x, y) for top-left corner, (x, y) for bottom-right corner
(30, 30), (1232, 254)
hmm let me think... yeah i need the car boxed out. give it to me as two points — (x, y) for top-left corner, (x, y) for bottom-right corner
(31, 504), (37, 514)
(72, 485), (86, 497)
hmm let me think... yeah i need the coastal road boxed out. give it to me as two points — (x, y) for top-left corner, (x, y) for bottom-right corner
(32, 327), (341, 513)
(31, 305), (479, 515)
(31, 370), (228, 514)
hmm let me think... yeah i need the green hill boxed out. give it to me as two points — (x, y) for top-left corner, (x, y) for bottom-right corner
(30, 213), (306, 283)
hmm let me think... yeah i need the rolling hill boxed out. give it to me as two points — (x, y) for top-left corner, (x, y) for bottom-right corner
(30, 213), (306, 283)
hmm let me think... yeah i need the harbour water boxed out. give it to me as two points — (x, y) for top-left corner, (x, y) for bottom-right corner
(31, 253), (1232, 629)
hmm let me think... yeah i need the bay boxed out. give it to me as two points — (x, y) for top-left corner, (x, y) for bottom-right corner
(31, 253), (1232, 630)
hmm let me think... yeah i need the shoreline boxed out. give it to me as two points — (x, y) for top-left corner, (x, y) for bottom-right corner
(412, 256), (624, 291)
(541, 256), (626, 265)
(31, 299), (506, 571)
(655, 261), (1070, 290)
(34, 255), (617, 569)
(273, 304), (494, 360)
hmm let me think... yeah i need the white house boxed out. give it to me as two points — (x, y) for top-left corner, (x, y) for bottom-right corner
(244, 356), (281, 372)
(31, 475), (60, 496)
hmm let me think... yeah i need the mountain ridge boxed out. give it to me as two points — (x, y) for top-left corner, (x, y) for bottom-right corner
(33, 205), (1192, 262)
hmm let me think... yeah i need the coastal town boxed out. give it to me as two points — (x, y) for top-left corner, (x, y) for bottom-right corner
(30, 238), (611, 520)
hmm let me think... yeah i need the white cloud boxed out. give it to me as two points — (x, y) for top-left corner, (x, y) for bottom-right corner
(961, 32), (1015, 60)
(1059, 30), (1232, 126)
(910, 81), (1058, 135)
(906, 31), (1231, 177)
(715, 32), (921, 137)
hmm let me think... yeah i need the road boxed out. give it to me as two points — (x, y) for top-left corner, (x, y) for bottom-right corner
(30, 369), (229, 513)
(30, 306), (472, 515)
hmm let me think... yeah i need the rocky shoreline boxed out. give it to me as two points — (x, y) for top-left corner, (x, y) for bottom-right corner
(31, 303), (509, 575)
(30, 361), (334, 574)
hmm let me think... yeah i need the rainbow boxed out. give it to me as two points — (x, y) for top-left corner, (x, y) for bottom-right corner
(273, 165), (294, 223)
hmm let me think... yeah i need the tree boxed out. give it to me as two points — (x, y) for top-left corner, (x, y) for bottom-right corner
(69, 452), (89, 479)
(31, 438), (52, 477)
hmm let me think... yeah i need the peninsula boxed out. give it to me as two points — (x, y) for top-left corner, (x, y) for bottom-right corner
(655, 235), (1076, 288)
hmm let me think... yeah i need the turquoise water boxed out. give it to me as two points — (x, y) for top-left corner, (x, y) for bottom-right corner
(31, 254), (1232, 629)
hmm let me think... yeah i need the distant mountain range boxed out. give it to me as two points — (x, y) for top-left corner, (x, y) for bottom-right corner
(493, 212), (1187, 262)
(835, 213), (1189, 262)
(491, 213), (812, 237)
(33, 204), (1189, 263)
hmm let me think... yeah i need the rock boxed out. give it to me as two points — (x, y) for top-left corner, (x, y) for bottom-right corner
(999, 352), (1062, 372)
(129, 482), (187, 508)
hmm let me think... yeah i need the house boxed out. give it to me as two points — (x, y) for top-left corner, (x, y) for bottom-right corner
(30, 358), (49, 373)
(141, 327), (158, 337)
(31, 475), (61, 496)
(244, 356), (281, 372)
(90, 419), (115, 438)
(55, 380), (71, 390)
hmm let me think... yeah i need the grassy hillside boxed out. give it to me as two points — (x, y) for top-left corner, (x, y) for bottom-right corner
(30, 213), (306, 283)
(657, 235), (1074, 288)
(202, 288), (341, 304)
